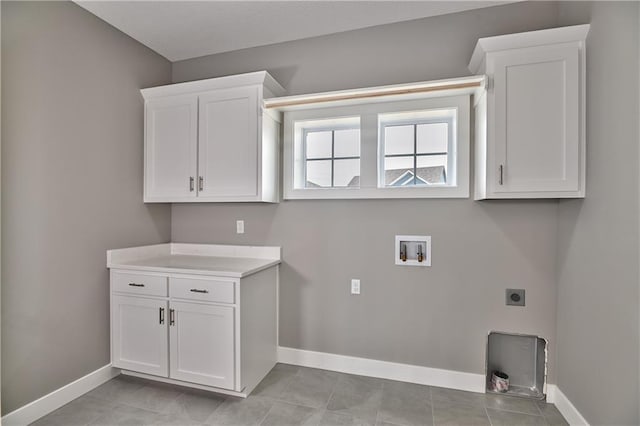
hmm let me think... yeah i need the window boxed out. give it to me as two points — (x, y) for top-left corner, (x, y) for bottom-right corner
(283, 95), (469, 199)
(304, 126), (360, 188)
(379, 109), (456, 188)
(291, 116), (361, 191)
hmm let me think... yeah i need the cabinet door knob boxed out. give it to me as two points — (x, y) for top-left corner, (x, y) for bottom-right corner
(128, 283), (145, 287)
(159, 307), (165, 325)
(198, 176), (204, 191)
(499, 165), (504, 185)
(190, 288), (209, 294)
(189, 177), (195, 192)
(169, 309), (175, 326)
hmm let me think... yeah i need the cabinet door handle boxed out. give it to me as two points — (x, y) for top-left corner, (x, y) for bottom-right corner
(169, 309), (175, 326)
(190, 288), (209, 294)
(189, 176), (195, 192)
(159, 307), (165, 325)
(498, 165), (504, 185)
(198, 176), (204, 191)
(128, 283), (145, 287)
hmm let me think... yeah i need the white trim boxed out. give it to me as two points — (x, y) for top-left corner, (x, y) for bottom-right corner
(265, 75), (486, 111)
(468, 25), (590, 73)
(1, 365), (120, 426)
(141, 71), (285, 99)
(546, 385), (590, 426)
(277, 346), (484, 393)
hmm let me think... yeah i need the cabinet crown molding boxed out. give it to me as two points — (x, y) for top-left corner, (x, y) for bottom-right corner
(141, 70), (285, 99)
(468, 24), (590, 73)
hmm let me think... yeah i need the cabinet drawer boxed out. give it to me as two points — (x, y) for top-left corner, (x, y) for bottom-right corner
(112, 271), (168, 297)
(170, 277), (236, 304)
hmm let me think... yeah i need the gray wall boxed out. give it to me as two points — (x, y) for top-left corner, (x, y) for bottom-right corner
(555, 2), (640, 425)
(1, 2), (172, 414)
(172, 2), (564, 382)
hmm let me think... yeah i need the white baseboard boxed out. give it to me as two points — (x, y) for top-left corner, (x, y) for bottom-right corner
(277, 346), (485, 393)
(1, 364), (120, 426)
(546, 385), (589, 426)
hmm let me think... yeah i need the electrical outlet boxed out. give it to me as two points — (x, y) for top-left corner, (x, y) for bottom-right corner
(506, 289), (525, 306)
(236, 220), (244, 234)
(351, 279), (361, 295)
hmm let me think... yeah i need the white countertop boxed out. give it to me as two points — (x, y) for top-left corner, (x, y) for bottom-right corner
(107, 243), (281, 278)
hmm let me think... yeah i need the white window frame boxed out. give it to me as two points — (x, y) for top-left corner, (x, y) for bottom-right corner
(283, 95), (470, 199)
(300, 119), (361, 189)
(378, 111), (456, 188)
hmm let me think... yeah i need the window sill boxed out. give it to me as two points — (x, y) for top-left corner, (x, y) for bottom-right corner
(283, 185), (469, 200)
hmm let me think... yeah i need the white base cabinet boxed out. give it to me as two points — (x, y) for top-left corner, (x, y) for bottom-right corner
(109, 265), (278, 396)
(469, 25), (589, 199)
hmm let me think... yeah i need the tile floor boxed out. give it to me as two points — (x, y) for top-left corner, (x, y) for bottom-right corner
(32, 364), (568, 426)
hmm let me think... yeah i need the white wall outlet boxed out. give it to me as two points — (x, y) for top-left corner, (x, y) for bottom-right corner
(351, 279), (361, 295)
(236, 220), (244, 234)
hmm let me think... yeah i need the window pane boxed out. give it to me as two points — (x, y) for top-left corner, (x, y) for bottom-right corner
(417, 155), (447, 184)
(334, 129), (360, 158)
(334, 159), (360, 187)
(306, 160), (331, 187)
(384, 156), (414, 186)
(384, 125), (414, 155)
(417, 123), (448, 153)
(306, 131), (332, 159)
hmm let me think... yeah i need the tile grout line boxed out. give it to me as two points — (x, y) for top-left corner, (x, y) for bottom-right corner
(485, 406), (494, 426)
(429, 386), (436, 426)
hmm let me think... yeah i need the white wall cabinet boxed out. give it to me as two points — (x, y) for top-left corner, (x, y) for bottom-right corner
(142, 71), (285, 203)
(108, 253), (279, 397)
(469, 25), (589, 199)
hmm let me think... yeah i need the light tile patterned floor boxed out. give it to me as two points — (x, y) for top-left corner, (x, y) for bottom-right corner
(32, 364), (568, 426)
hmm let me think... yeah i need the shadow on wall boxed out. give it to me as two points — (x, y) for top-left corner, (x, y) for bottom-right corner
(475, 199), (560, 275)
(278, 262), (309, 347)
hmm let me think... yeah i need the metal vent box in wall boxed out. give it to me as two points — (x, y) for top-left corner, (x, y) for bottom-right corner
(486, 331), (547, 399)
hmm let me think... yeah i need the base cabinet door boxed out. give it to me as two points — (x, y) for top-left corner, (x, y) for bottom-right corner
(112, 295), (168, 377)
(169, 301), (235, 390)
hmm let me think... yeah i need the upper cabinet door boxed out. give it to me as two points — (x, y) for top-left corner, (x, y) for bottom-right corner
(198, 87), (260, 200)
(493, 44), (580, 194)
(145, 95), (198, 202)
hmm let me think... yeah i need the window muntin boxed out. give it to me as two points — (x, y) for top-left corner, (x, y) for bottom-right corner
(379, 109), (456, 188)
(298, 119), (361, 189)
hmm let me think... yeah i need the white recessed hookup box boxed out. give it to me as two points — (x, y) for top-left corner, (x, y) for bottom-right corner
(395, 235), (431, 266)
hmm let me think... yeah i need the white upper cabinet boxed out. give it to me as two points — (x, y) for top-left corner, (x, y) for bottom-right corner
(142, 71), (285, 203)
(469, 25), (589, 199)
(145, 95), (198, 201)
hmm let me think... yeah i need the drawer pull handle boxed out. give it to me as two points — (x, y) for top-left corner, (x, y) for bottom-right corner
(190, 288), (209, 294)
(169, 309), (175, 326)
(128, 283), (145, 287)
(159, 307), (165, 325)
